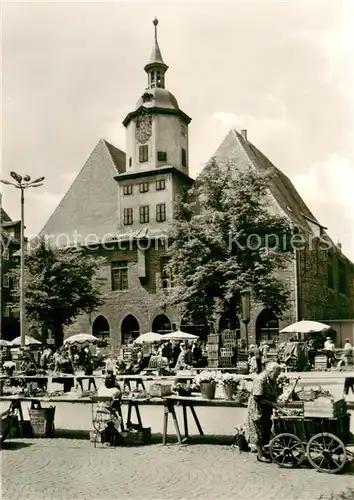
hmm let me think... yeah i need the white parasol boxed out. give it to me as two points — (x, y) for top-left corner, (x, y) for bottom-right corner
(11, 335), (42, 346)
(64, 333), (98, 346)
(280, 320), (331, 335)
(0, 339), (12, 347)
(133, 332), (163, 344)
(162, 330), (199, 341)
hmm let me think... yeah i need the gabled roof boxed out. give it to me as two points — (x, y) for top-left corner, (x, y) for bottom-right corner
(40, 139), (126, 244)
(213, 129), (320, 233)
(1, 207), (12, 223)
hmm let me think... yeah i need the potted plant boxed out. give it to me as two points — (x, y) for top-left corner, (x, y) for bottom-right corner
(3, 361), (16, 377)
(218, 373), (243, 400)
(194, 371), (218, 399)
(173, 382), (196, 397)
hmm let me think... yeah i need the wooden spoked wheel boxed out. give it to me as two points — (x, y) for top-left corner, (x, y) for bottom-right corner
(306, 432), (347, 474)
(269, 433), (306, 468)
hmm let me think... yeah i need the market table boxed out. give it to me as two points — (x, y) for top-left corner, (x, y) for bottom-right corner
(161, 395), (248, 446)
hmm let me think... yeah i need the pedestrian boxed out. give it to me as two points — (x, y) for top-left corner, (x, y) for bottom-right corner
(244, 362), (282, 462)
(324, 337), (336, 368)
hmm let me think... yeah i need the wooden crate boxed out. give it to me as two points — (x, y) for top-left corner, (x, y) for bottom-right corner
(219, 356), (233, 368)
(303, 398), (347, 418)
(207, 344), (219, 353)
(208, 335), (219, 344)
(220, 347), (233, 357)
(208, 360), (218, 368)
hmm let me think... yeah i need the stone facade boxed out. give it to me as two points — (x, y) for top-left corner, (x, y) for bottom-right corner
(0, 207), (21, 340)
(41, 21), (354, 349)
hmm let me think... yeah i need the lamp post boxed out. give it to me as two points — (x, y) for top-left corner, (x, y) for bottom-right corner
(240, 289), (251, 350)
(0, 172), (45, 348)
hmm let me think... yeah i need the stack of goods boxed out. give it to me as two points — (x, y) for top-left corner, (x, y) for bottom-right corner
(149, 383), (172, 398)
(219, 330), (237, 368)
(314, 355), (327, 371)
(236, 349), (248, 374)
(206, 334), (219, 368)
(303, 397), (347, 418)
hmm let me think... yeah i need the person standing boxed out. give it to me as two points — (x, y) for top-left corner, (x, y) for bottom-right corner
(324, 337), (336, 368)
(244, 362), (282, 462)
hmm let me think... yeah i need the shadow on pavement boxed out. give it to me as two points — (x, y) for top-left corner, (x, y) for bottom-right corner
(1, 441), (33, 450)
(53, 428), (234, 445)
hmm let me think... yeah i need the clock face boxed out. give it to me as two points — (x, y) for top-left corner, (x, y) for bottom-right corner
(136, 113), (152, 143)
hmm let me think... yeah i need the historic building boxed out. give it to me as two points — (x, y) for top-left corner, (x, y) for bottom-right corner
(0, 206), (21, 340)
(40, 20), (354, 349)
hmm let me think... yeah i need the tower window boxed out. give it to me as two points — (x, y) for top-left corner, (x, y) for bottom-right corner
(140, 205), (149, 224)
(156, 179), (165, 191)
(181, 124), (187, 136)
(123, 185), (133, 196)
(129, 157), (132, 167)
(111, 261), (128, 291)
(156, 203), (166, 222)
(123, 208), (133, 225)
(139, 145), (148, 163)
(139, 182), (149, 193)
(157, 151), (167, 162)
(181, 148), (187, 167)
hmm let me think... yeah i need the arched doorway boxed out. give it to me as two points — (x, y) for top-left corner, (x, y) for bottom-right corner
(152, 314), (172, 334)
(256, 309), (279, 345)
(121, 315), (140, 345)
(92, 315), (110, 341)
(218, 313), (241, 338)
(181, 312), (209, 341)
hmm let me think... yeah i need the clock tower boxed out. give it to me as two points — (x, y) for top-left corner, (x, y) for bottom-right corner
(122, 18), (191, 175)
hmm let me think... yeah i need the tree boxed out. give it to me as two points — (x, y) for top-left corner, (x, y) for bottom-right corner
(10, 238), (104, 348)
(162, 158), (294, 328)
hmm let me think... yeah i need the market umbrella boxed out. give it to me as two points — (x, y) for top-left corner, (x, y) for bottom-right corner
(0, 339), (11, 347)
(10, 335), (42, 346)
(162, 330), (199, 341)
(133, 332), (163, 344)
(280, 320), (331, 335)
(63, 333), (98, 346)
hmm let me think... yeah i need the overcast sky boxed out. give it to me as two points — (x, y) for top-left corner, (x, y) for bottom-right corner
(1, 0), (354, 260)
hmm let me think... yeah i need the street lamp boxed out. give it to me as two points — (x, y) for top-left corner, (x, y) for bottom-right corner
(240, 289), (251, 350)
(0, 172), (45, 348)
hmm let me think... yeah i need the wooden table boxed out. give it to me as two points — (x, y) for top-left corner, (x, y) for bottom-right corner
(162, 395), (247, 446)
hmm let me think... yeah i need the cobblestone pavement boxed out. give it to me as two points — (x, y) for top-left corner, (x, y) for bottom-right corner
(2, 438), (354, 500)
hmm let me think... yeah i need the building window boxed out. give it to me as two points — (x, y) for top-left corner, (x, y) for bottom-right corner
(111, 261), (128, 291)
(327, 254), (334, 289)
(139, 205), (149, 224)
(181, 124), (187, 136)
(123, 208), (133, 225)
(139, 145), (148, 163)
(181, 148), (187, 167)
(123, 185), (133, 196)
(156, 203), (166, 222)
(160, 257), (174, 288)
(139, 182), (149, 193)
(157, 151), (167, 162)
(3, 275), (9, 288)
(156, 178), (165, 191)
(4, 305), (10, 317)
(129, 157), (132, 167)
(3, 248), (9, 260)
(338, 260), (347, 295)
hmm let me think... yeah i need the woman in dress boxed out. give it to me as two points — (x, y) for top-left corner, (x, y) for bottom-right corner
(244, 361), (282, 462)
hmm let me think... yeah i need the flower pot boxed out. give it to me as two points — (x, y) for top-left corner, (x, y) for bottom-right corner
(177, 388), (192, 397)
(200, 381), (216, 400)
(4, 367), (15, 377)
(223, 384), (235, 400)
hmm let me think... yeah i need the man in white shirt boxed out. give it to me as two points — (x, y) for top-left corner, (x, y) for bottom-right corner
(324, 337), (336, 368)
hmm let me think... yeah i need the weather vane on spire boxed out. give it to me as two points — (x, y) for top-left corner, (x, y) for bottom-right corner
(153, 17), (159, 39)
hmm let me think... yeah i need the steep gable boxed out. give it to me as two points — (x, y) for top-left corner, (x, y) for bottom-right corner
(40, 139), (126, 245)
(212, 129), (317, 233)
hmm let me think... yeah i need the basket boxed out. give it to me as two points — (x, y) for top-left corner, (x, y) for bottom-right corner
(121, 427), (151, 445)
(28, 402), (55, 437)
(149, 383), (172, 398)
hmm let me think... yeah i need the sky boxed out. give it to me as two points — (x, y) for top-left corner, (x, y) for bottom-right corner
(1, 0), (354, 260)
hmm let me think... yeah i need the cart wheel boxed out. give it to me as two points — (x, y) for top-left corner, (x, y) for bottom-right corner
(306, 432), (347, 474)
(269, 433), (306, 468)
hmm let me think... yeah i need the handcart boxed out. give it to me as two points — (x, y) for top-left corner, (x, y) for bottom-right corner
(269, 412), (353, 473)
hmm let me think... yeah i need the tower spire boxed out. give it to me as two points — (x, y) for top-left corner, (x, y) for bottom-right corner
(144, 18), (168, 89)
